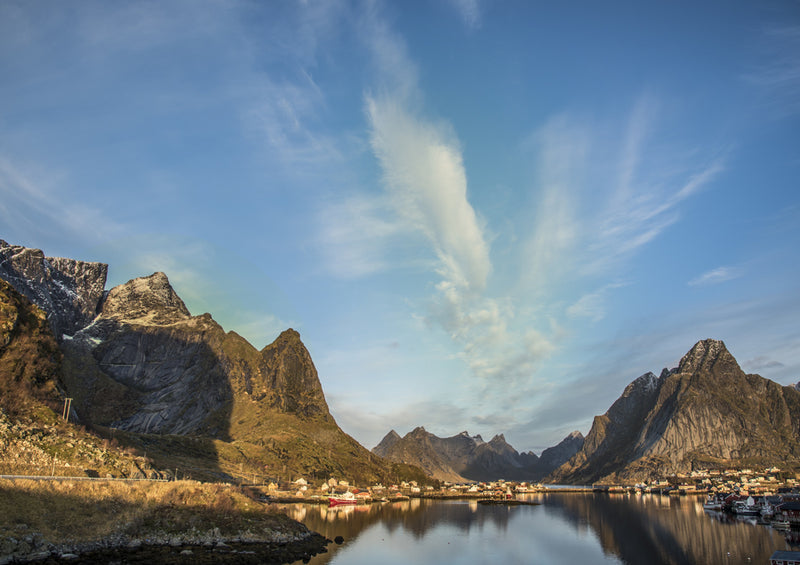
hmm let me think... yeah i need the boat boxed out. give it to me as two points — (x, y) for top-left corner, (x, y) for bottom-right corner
(329, 491), (358, 506)
(702, 494), (723, 512)
(731, 497), (761, 516)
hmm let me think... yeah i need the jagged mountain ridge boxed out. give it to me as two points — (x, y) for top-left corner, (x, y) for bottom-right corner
(373, 426), (583, 482)
(0, 240), (107, 337)
(0, 240), (428, 484)
(549, 339), (800, 484)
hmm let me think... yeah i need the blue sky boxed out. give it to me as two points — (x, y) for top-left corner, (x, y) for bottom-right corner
(1, 0), (799, 453)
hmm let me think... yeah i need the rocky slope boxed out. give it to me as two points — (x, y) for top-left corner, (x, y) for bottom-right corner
(550, 339), (800, 484)
(0, 278), (63, 417)
(0, 278), (162, 478)
(374, 427), (583, 482)
(0, 241), (429, 485)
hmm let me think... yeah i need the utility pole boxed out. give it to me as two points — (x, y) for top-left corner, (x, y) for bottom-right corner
(62, 398), (72, 421)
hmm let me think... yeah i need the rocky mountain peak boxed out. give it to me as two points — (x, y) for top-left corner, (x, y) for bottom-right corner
(0, 240), (108, 337)
(677, 339), (732, 375)
(538, 430), (586, 471)
(260, 328), (330, 419)
(100, 272), (190, 325)
(373, 430), (402, 455)
(489, 434), (507, 444)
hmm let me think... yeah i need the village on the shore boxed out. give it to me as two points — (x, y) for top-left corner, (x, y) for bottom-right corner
(262, 465), (799, 502)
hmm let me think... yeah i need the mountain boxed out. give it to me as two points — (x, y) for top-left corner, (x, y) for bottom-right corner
(0, 240), (107, 338)
(538, 430), (585, 471)
(0, 240), (429, 485)
(0, 277), (164, 479)
(373, 427), (583, 482)
(549, 339), (800, 484)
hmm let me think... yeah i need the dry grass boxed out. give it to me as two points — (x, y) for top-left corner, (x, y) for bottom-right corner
(0, 479), (303, 544)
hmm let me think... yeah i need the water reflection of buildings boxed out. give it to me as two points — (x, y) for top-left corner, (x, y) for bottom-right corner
(279, 498), (520, 542)
(278, 495), (791, 565)
(278, 498), (533, 565)
(541, 493), (788, 565)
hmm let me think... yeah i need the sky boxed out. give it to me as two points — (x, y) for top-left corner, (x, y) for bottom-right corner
(1, 0), (799, 454)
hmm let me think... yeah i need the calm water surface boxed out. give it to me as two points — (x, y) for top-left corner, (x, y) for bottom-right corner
(279, 493), (795, 565)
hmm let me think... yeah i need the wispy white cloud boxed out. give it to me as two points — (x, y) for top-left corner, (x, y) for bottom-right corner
(588, 101), (725, 274)
(567, 282), (628, 322)
(359, 6), (556, 388)
(745, 25), (800, 116)
(366, 98), (491, 291)
(445, 0), (483, 30)
(0, 157), (126, 243)
(316, 194), (407, 279)
(521, 99), (725, 291)
(688, 266), (743, 287)
(521, 116), (586, 293)
(247, 73), (348, 171)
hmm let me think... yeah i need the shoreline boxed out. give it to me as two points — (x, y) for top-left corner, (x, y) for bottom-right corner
(1, 529), (330, 565)
(12, 535), (330, 565)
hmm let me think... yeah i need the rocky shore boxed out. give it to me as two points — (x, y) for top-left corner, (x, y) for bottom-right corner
(0, 526), (329, 564)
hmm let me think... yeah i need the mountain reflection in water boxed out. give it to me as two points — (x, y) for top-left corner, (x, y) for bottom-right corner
(277, 494), (791, 565)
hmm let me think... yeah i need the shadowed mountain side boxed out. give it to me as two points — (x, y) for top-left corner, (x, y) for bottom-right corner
(374, 427), (583, 482)
(0, 278), (64, 417)
(549, 339), (800, 484)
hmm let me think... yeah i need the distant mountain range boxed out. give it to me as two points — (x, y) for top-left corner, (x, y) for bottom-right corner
(373, 427), (584, 483)
(549, 339), (800, 484)
(0, 240), (427, 485)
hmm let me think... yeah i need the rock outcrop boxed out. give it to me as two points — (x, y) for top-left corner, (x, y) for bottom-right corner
(549, 339), (800, 484)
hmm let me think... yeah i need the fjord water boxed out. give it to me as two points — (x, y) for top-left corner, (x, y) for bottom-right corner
(281, 493), (791, 565)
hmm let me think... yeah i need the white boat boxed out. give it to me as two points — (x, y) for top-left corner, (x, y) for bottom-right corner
(702, 494), (723, 511)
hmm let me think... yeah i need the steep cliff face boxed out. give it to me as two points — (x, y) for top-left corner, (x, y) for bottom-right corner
(60, 272), (232, 436)
(260, 329), (330, 420)
(0, 240), (107, 337)
(550, 339), (800, 484)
